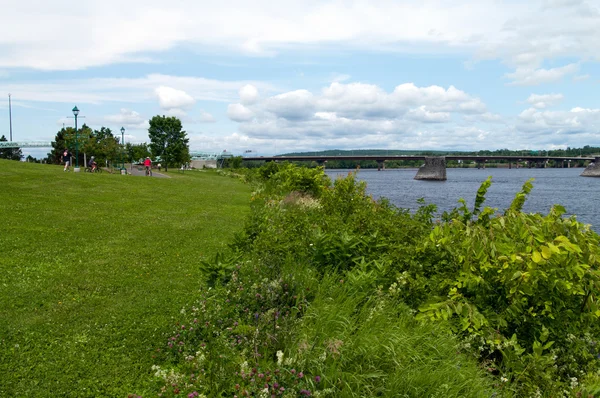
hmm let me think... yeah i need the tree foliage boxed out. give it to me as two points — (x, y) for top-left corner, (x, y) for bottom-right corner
(147, 115), (190, 169)
(125, 142), (151, 164)
(0, 135), (23, 161)
(48, 126), (121, 166)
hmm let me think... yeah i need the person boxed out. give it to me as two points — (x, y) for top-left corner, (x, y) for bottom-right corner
(88, 156), (97, 172)
(144, 157), (152, 175)
(157, 163), (161, 172)
(61, 148), (72, 172)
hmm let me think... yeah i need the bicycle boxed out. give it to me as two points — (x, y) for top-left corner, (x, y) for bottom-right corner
(145, 166), (152, 176)
(85, 166), (102, 173)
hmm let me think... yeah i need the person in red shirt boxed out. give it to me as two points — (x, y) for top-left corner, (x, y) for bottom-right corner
(144, 157), (152, 176)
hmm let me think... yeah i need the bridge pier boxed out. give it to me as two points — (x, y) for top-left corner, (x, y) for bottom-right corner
(377, 160), (385, 171)
(581, 157), (600, 177)
(414, 156), (446, 181)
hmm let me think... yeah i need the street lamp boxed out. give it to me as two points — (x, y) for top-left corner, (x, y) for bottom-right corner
(120, 126), (125, 170)
(72, 106), (80, 171)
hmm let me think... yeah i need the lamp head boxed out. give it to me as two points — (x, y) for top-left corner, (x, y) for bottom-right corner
(72, 106), (79, 116)
(120, 127), (125, 134)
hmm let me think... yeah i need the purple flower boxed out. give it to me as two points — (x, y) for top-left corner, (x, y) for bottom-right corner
(315, 375), (321, 383)
(297, 372), (304, 378)
(300, 389), (311, 396)
(290, 369), (296, 374)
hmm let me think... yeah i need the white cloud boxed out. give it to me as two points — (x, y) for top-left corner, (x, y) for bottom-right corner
(526, 93), (564, 108)
(573, 74), (590, 82)
(265, 90), (315, 120)
(518, 106), (600, 136)
(164, 108), (189, 118)
(239, 84), (259, 105)
(463, 112), (504, 123)
(225, 81), (491, 150)
(0, 0), (520, 71)
(0, 0), (598, 92)
(506, 64), (579, 86)
(199, 110), (216, 123)
(104, 108), (148, 129)
(227, 103), (254, 122)
(406, 106), (451, 123)
(155, 86), (195, 110)
(0, 74), (275, 105)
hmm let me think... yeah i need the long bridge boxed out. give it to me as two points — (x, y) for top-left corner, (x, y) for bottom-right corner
(243, 155), (600, 180)
(0, 141), (52, 149)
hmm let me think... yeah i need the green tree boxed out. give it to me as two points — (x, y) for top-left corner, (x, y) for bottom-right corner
(0, 135), (23, 160)
(125, 142), (151, 164)
(81, 127), (120, 166)
(148, 115), (190, 171)
(48, 128), (70, 164)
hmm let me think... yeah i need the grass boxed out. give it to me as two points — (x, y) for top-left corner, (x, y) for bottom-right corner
(0, 159), (251, 397)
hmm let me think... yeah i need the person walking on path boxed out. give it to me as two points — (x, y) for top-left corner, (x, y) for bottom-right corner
(61, 149), (72, 172)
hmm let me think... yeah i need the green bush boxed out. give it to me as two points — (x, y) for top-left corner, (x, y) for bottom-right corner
(414, 178), (600, 396)
(150, 168), (600, 397)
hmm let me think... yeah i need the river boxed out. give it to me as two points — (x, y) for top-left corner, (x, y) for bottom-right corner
(325, 168), (600, 230)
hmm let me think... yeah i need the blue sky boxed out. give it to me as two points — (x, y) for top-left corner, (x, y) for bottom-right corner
(1, 0), (599, 159)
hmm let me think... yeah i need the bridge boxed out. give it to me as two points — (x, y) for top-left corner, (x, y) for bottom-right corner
(0, 141), (52, 149)
(242, 155), (600, 180)
(190, 151), (234, 160)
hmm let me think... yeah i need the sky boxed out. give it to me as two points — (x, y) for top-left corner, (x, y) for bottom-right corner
(1, 0), (600, 159)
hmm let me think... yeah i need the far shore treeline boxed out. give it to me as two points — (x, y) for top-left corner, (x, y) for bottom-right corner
(237, 146), (600, 169)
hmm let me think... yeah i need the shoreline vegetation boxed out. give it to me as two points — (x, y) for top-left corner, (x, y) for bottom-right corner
(152, 162), (600, 397)
(2, 159), (599, 397)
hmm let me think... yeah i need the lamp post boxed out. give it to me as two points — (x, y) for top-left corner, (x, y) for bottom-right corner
(120, 126), (125, 170)
(72, 106), (80, 171)
(8, 93), (12, 141)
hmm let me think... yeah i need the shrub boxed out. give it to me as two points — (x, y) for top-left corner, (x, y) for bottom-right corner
(414, 178), (600, 396)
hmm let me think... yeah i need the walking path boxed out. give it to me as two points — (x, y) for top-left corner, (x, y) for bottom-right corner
(127, 164), (171, 178)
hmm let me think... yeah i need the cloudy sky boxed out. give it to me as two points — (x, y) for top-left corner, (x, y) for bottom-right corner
(1, 0), (599, 158)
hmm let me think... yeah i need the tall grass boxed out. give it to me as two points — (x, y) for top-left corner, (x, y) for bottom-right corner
(289, 272), (498, 397)
(0, 160), (250, 397)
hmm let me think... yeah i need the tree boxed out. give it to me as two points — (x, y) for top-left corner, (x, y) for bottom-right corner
(148, 115), (190, 172)
(82, 127), (120, 166)
(48, 128), (70, 164)
(125, 142), (151, 164)
(0, 135), (23, 161)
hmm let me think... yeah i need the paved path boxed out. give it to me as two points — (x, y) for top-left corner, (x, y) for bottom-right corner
(127, 165), (171, 178)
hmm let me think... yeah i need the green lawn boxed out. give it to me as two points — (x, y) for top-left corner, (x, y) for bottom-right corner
(0, 160), (251, 397)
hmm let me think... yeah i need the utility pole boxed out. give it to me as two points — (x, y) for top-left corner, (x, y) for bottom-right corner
(8, 93), (13, 141)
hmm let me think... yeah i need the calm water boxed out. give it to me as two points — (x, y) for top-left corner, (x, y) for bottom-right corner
(326, 168), (600, 230)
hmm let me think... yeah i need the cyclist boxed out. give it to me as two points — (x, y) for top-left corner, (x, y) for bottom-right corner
(88, 156), (97, 172)
(144, 157), (152, 176)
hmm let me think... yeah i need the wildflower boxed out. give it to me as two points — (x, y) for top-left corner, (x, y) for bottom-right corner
(315, 376), (321, 383)
(300, 389), (311, 396)
(500, 376), (508, 383)
(276, 350), (284, 365)
(297, 372), (304, 378)
(291, 369), (296, 374)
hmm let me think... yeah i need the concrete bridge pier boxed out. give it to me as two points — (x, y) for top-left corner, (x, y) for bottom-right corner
(476, 160), (486, 169)
(581, 157), (600, 177)
(414, 156), (446, 181)
(377, 160), (385, 171)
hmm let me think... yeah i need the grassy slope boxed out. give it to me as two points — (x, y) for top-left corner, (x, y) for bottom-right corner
(0, 160), (250, 397)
